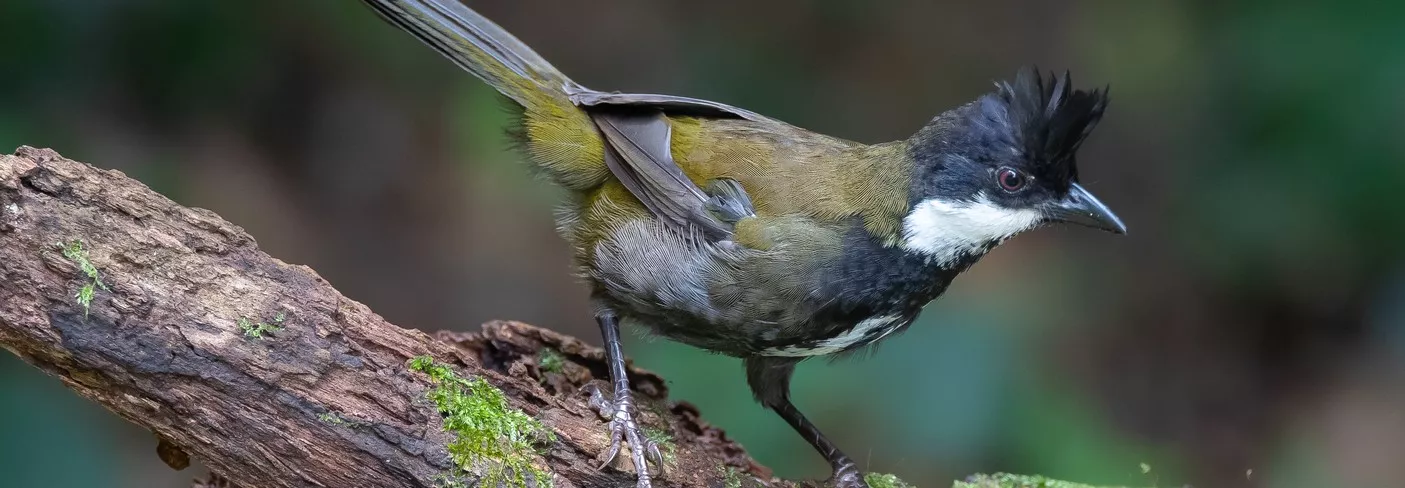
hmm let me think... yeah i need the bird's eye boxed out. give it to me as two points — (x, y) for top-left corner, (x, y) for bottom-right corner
(997, 168), (1027, 192)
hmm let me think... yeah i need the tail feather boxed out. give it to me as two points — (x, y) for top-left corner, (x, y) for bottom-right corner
(362, 0), (610, 190)
(360, 0), (578, 108)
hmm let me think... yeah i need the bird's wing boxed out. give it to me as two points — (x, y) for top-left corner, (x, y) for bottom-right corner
(591, 111), (748, 241)
(568, 85), (776, 124)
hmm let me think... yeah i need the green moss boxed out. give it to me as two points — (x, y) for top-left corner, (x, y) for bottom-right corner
(237, 311), (284, 338)
(721, 466), (742, 488)
(318, 411), (367, 428)
(537, 348), (565, 374)
(319, 410), (368, 429)
(408, 356), (555, 487)
(954, 473), (1122, 488)
(866, 472), (915, 488)
(59, 240), (108, 318)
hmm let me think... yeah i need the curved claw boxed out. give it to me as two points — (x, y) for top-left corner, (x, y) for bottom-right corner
(644, 441), (666, 477)
(597, 432), (624, 471)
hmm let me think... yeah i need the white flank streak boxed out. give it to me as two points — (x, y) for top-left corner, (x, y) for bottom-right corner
(899, 195), (1042, 266)
(762, 315), (906, 357)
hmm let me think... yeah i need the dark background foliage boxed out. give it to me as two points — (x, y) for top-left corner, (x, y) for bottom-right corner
(1, 1), (1401, 487)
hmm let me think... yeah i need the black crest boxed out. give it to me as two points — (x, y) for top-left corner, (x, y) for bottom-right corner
(979, 67), (1109, 184)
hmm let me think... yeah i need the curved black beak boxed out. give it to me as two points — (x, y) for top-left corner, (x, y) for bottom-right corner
(1046, 183), (1126, 234)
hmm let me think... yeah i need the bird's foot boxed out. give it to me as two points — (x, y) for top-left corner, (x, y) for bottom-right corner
(830, 462), (867, 488)
(583, 383), (665, 487)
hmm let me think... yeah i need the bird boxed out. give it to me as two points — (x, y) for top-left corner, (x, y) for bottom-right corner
(358, 1), (1126, 487)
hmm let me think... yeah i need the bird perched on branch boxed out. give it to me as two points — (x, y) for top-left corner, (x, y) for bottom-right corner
(359, 1), (1125, 487)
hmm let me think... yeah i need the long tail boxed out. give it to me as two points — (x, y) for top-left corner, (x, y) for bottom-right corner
(360, 0), (580, 109)
(361, 0), (610, 190)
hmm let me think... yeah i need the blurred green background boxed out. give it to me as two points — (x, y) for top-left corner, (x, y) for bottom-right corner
(2, 1), (1403, 487)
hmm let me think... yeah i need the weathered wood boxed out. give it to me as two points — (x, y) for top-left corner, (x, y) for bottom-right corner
(0, 146), (780, 488)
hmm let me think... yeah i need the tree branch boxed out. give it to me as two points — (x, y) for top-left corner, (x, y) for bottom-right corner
(0, 146), (1126, 488)
(0, 146), (778, 488)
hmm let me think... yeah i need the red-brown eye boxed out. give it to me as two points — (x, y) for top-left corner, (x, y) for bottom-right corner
(997, 168), (1027, 192)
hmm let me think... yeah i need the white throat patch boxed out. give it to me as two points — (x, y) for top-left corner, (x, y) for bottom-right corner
(899, 195), (1042, 265)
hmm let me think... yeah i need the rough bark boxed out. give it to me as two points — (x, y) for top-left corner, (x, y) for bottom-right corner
(0, 146), (778, 488)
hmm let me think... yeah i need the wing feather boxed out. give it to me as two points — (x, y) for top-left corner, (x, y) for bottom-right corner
(592, 111), (739, 240)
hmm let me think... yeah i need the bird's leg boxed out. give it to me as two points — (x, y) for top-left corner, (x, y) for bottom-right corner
(582, 309), (664, 487)
(773, 397), (864, 488)
(746, 356), (867, 488)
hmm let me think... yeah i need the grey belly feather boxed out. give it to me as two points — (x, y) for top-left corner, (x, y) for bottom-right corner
(589, 219), (738, 324)
(588, 219), (795, 354)
(587, 218), (913, 357)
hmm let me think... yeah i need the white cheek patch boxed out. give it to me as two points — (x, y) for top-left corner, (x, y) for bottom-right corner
(900, 195), (1043, 265)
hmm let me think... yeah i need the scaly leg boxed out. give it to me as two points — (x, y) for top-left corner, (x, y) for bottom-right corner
(746, 356), (866, 488)
(583, 309), (664, 487)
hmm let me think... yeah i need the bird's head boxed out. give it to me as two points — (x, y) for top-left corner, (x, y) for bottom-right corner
(900, 67), (1124, 265)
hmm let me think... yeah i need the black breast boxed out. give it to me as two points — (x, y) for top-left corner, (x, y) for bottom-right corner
(756, 221), (978, 355)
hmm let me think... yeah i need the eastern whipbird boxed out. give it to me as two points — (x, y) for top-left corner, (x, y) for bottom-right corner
(359, 1), (1126, 487)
